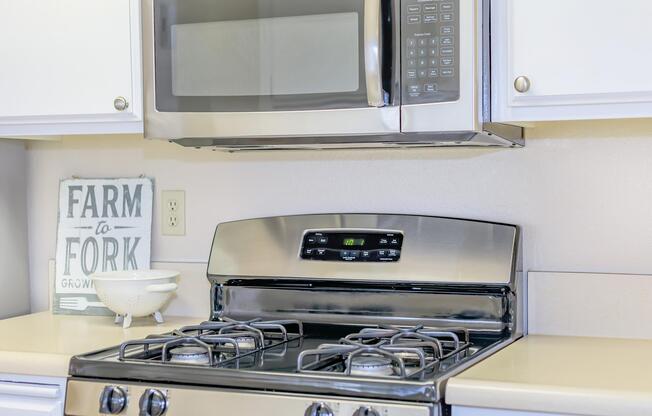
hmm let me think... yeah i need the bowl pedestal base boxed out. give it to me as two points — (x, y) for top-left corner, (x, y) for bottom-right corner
(114, 311), (164, 328)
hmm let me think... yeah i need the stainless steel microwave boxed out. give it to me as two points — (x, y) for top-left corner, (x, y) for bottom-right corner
(142, 0), (523, 150)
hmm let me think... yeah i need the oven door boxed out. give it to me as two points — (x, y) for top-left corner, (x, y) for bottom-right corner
(143, 0), (399, 141)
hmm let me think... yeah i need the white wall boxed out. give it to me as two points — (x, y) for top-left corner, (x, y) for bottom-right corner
(528, 272), (652, 340)
(0, 139), (29, 318)
(25, 119), (652, 312)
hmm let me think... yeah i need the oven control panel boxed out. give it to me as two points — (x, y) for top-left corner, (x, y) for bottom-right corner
(402, 0), (460, 104)
(300, 231), (403, 262)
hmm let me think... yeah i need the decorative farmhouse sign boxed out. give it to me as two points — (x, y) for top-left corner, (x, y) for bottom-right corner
(54, 177), (153, 315)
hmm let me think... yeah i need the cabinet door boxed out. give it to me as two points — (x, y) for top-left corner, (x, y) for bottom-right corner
(492, 0), (652, 123)
(0, 379), (64, 416)
(0, 0), (142, 136)
(453, 406), (571, 416)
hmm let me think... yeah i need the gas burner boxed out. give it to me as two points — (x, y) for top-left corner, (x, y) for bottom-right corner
(169, 346), (210, 365)
(222, 336), (257, 350)
(117, 317), (303, 366)
(297, 325), (473, 379)
(348, 354), (396, 377)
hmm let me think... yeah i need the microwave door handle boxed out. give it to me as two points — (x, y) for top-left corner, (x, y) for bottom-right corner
(364, 0), (386, 107)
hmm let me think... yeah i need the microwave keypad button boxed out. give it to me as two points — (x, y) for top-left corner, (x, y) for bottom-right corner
(428, 58), (438, 66)
(418, 58), (428, 67)
(418, 38), (428, 47)
(440, 13), (454, 21)
(424, 14), (438, 24)
(418, 69), (428, 78)
(408, 85), (422, 93)
(428, 68), (439, 78)
(441, 26), (454, 35)
(407, 69), (417, 79)
(428, 48), (438, 57)
(407, 38), (417, 47)
(407, 49), (417, 58)
(424, 84), (438, 93)
(423, 3), (437, 12)
(440, 57), (454, 66)
(407, 59), (417, 67)
(429, 38), (438, 46)
(441, 68), (455, 77)
(440, 47), (454, 56)
(418, 48), (427, 57)
(407, 15), (421, 24)
(440, 3), (454, 12)
(440, 36), (454, 46)
(407, 5), (421, 14)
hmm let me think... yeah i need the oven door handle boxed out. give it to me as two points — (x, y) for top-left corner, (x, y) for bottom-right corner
(364, 0), (387, 108)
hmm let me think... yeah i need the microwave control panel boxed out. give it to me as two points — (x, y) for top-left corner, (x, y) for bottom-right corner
(300, 231), (403, 262)
(402, 0), (460, 104)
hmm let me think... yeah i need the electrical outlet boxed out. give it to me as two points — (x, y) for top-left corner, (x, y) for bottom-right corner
(161, 190), (186, 236)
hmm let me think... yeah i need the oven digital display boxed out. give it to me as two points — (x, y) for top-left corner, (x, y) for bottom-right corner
(343, 238), (365, 246)
(301, 231), (403, 262)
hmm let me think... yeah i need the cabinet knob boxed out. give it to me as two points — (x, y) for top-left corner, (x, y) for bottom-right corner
(113, 96), (129, 111)
(513, 76), (531, 93)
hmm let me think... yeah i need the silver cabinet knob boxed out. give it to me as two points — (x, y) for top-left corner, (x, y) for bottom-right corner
(353, 407), (380, 416)
(139, 389), (167, 416)
(99, 385), (127, 414)
(113, 96), (129, 111)
(513, 76), (531, 93)
(305, 402), (334, 416)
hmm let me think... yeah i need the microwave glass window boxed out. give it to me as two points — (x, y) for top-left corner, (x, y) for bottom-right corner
(154, 0), (374, 113)
(171, 13), (359, 97)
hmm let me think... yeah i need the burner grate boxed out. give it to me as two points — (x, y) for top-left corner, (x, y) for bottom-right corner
(297, 325), (472, 379)
(118, 317), (303, 366)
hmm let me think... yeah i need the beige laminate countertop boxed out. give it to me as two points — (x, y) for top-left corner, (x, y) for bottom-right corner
(446, 335), (652, 416)
(0, 312), (202, 378)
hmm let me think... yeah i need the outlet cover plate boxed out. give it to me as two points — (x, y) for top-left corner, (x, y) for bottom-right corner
(162, 190), (185, 236)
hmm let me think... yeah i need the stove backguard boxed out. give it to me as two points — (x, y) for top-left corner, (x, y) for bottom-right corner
(206, 214), (524, 337)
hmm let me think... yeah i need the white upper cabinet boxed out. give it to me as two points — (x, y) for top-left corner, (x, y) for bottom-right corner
(491, 0), (652, 123)
(0, 0), (143, 136)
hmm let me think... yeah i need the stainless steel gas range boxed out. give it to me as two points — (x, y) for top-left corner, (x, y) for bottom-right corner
(65, 214), (524, 416)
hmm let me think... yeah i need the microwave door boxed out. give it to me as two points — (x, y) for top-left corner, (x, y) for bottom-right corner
(143, 0), (400, 141)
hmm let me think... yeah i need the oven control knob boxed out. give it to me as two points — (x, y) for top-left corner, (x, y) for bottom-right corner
(353, 407), (380, 416)
(139, 388), (168, 416)
(99, 385), (127, 414)
(305, 402), (334, 416)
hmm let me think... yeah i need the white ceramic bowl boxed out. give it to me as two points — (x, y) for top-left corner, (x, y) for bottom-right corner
(91, 270), (179, 319)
